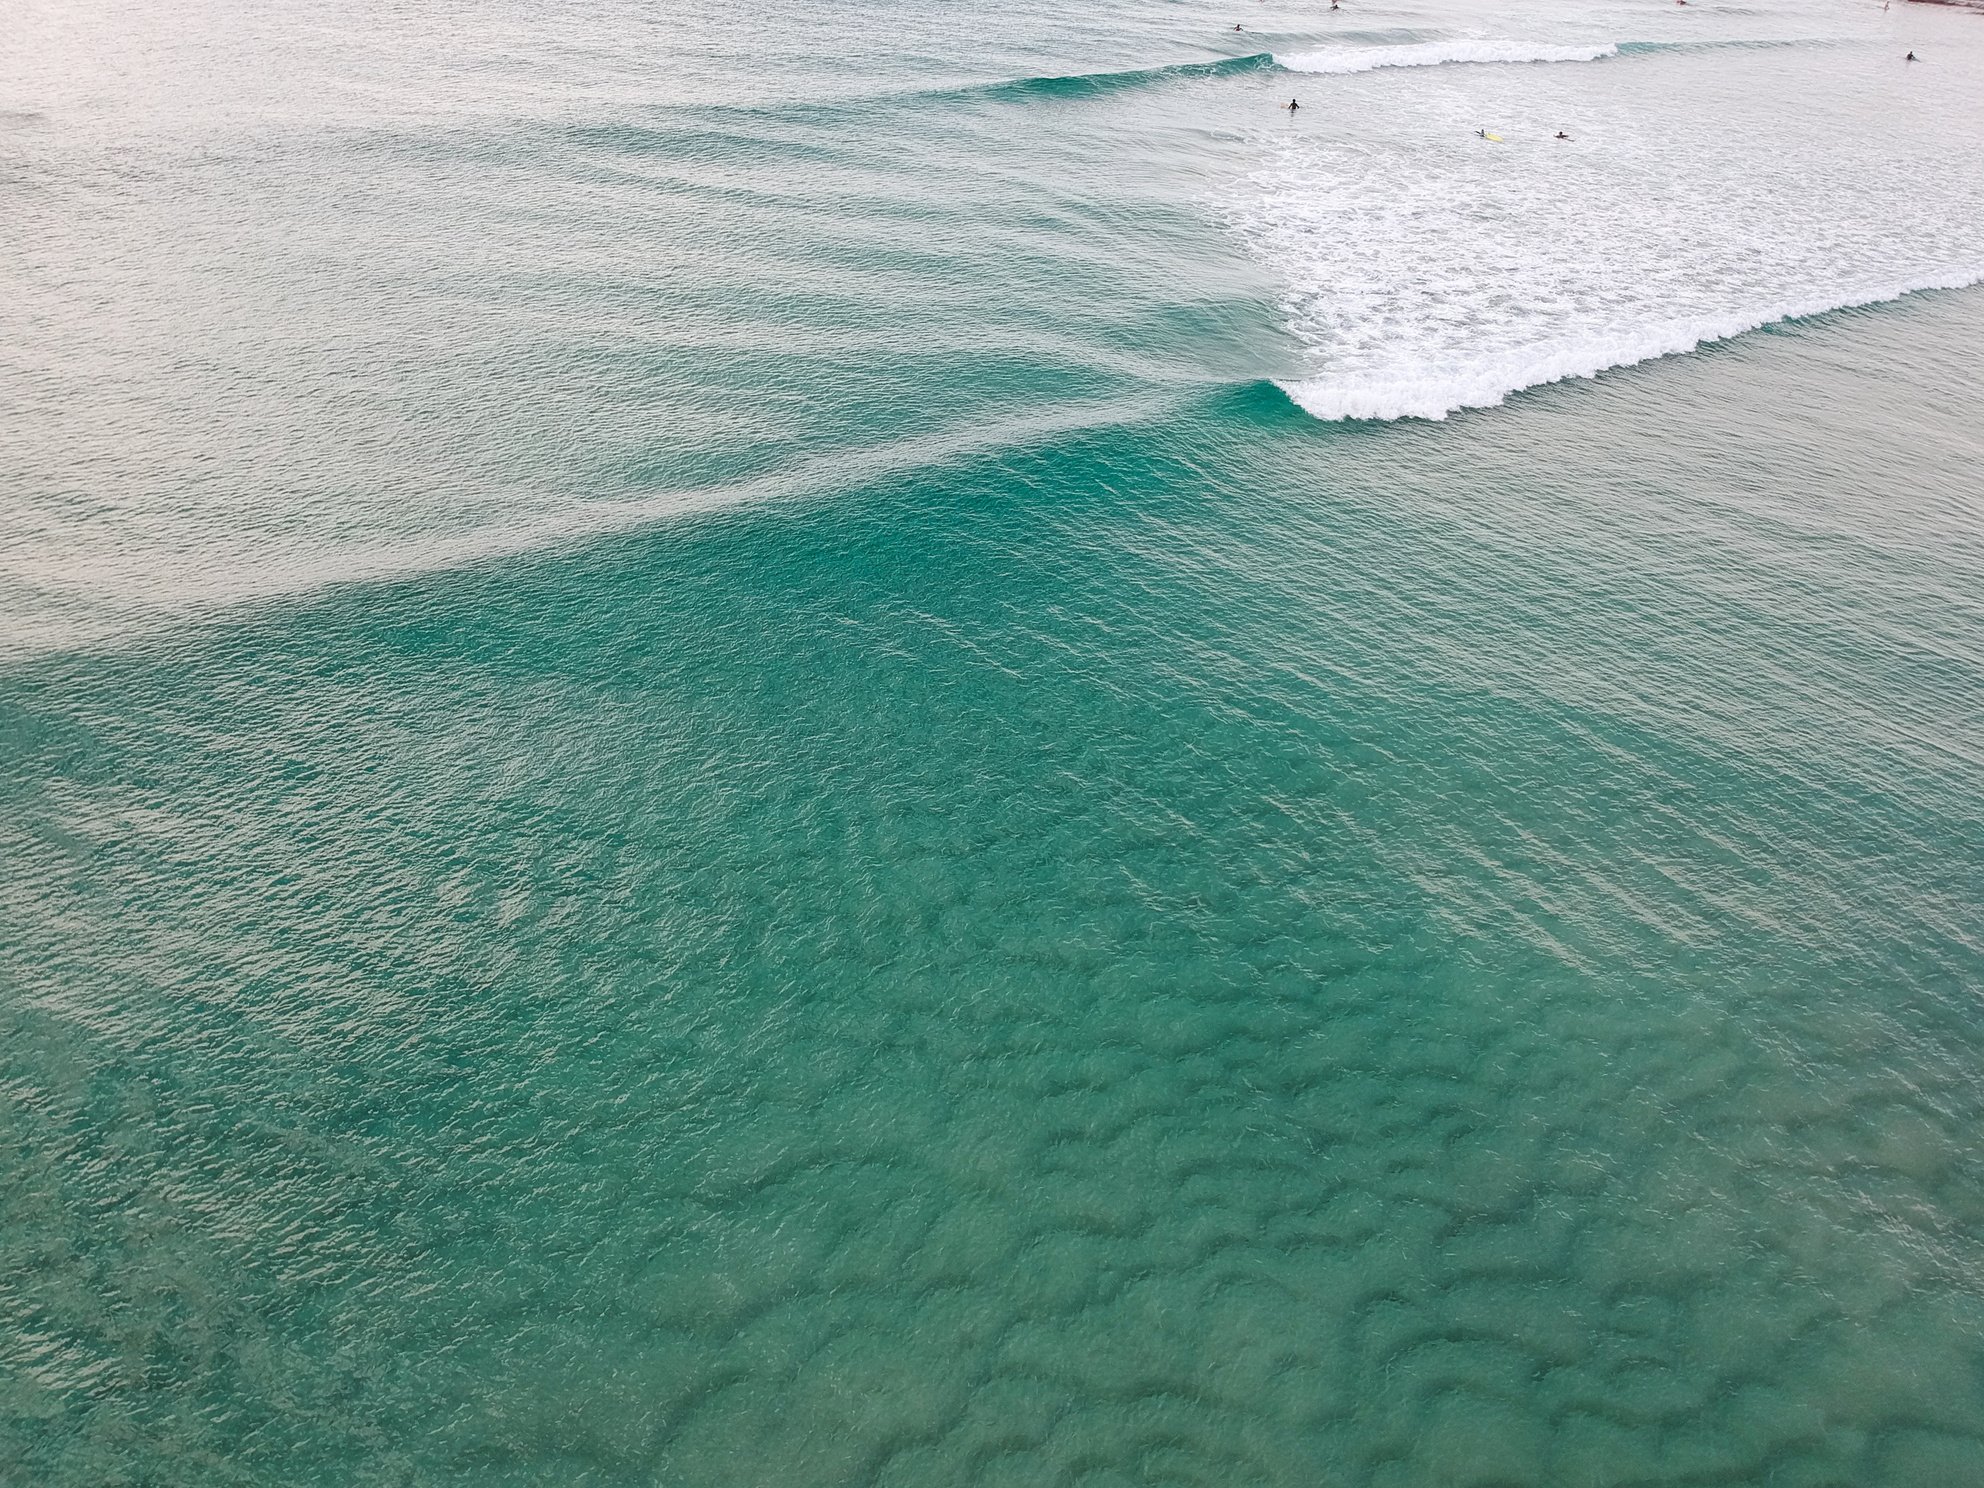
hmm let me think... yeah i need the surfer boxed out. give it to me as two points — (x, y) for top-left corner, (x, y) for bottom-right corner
(1285, 98), (1300, 110)
(1554, 130), (1571, 140)
(1906, 50), (1917, 60)
(1234, 23), (1244, 30)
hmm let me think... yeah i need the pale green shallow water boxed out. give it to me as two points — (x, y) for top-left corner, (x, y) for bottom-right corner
(5, 0), (1984, 1483)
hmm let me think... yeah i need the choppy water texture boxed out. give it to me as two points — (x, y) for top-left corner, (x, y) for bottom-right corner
(5, 0), (1984, 1484)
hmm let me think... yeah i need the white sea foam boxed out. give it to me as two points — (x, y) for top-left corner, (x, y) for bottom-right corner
(1279, 40), (1618, 76)
(1237, 10), (1984, 422)
(1280, 271), (1984, 421)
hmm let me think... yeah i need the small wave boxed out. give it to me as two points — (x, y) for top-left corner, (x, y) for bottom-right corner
(1615, 37), (1844, 56)
(627, 52), (1282, 121)
(1278, 40), (1618, 75)
(0, 392), (1189, 663)
(976, 53), (1277, 101)
(1279, 273), (1984, 422)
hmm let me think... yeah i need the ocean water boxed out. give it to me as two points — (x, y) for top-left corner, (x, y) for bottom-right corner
(4, 0), (1984, 1483)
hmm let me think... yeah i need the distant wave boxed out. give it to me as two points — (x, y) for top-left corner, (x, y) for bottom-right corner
(982, 35), (1825, 98)
(1616, 37), (1844, 55)
(588, 36), (1799, 126)
(564, 53), (1281, 133)
(1278, 40), (1618, 75)
(1278, 272), (1984, 422)
(921, 34), (1832, 107)
(974, 53), (1277, 101)
(719, 53), (1280, 115)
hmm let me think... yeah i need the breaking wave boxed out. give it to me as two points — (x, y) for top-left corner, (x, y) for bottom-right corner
(1278, 272), (1984, 421)
(1235, 16), (1984, 425)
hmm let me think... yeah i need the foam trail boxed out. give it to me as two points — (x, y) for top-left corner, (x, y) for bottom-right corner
(1279, 40), (1618, 75)
(1280, 272), (1984, 421)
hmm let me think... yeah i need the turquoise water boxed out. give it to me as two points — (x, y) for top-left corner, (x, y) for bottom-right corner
(5, 0), (1984, 1483)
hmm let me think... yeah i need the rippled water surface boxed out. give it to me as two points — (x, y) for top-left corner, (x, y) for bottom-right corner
(4, 0), (1983, 1483)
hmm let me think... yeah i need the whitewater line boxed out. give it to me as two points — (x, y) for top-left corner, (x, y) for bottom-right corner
(1278, 270), (1984, 422)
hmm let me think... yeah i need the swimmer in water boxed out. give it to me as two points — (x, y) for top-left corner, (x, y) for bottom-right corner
(1285, 98), (1300, 110)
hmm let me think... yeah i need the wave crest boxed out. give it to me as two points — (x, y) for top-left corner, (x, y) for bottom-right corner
(1278, 274), (1984, 422)
(978, 52), (1277, 101)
